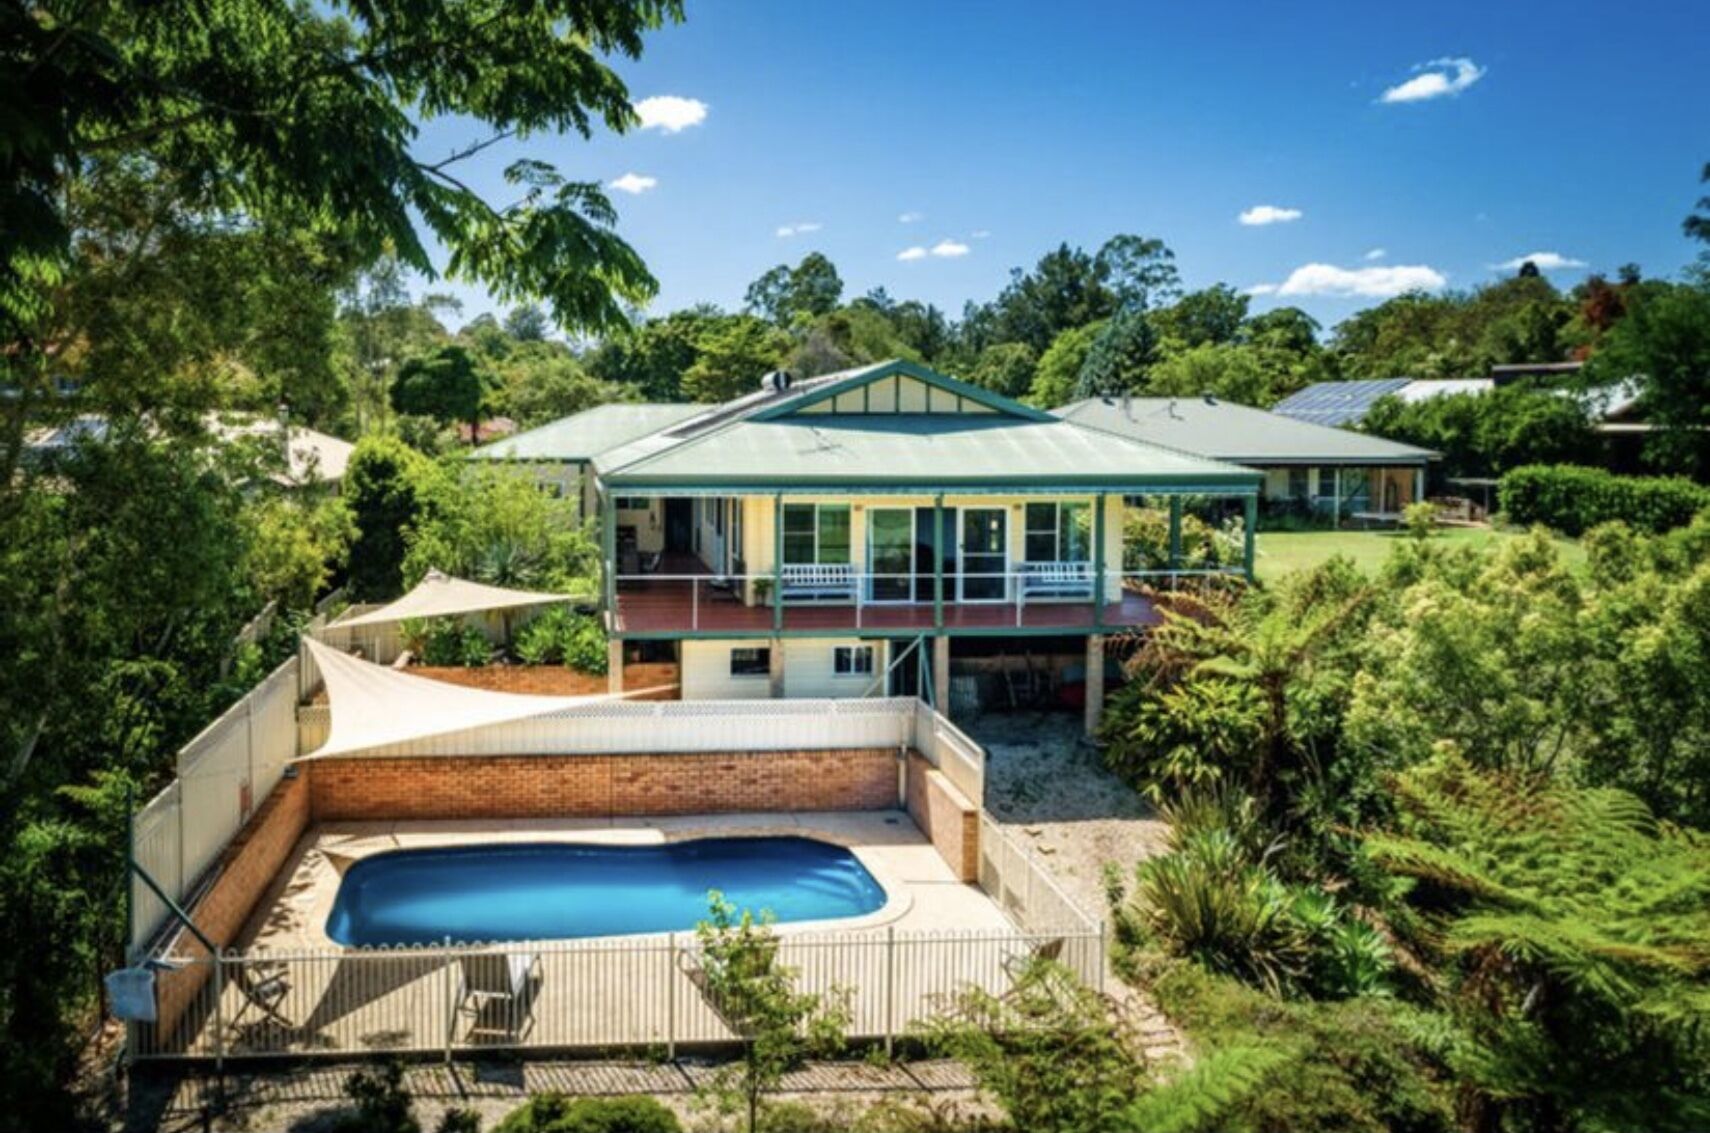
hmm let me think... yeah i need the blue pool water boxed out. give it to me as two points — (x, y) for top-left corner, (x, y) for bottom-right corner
(326, 837), (888, 947)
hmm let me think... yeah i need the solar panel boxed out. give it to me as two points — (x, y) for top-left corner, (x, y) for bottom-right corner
(1272, 379), (1412, 427)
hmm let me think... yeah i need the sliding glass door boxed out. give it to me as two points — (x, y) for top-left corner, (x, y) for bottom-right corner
(867, 508), (914, 602)
(959, 508), (1008, 601)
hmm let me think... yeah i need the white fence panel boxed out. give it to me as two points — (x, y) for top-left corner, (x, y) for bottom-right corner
(297, 696), (919, 760)
(977, 814), (1100, 937)
(129, 783), (183, 954)
(912, 701), (985, 806)
(131, 656), (301, 954)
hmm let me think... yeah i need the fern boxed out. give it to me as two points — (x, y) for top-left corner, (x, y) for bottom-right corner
(1124, 1042), (1295, 1133)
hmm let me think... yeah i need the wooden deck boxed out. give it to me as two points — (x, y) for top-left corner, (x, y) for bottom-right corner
(613, 578), (1160, 636)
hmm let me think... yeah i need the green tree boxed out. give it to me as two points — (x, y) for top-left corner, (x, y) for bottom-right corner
(391, 345), (495, 443)
(4, 0), (677, 343)
(1585, 283), (1710, 476)
(403, 464), (600, 593)
(743, 253), (844, 325)
(1684, 161), (1710, 244)
(1025, 319), (1107, 406)
(1097, 233), (1183, 312)
(585, 306), (719, 401)
(503, 304), (551, 342)
(967, 341), (1038, 398)
(1243, 306), (1322, 355)
(681, 316), (792, 402)
(1075, 309), (1158, 397)
(928, 955), (1287, 1133)
(693, 896), (848, 1133)
(1146, 342), (1308, 407)
(1152, 284), (1249, 350)
(974, 243), (1120, 353)
(344, 434), (430, 600)
(1366, 757), (1710, 1132)
(1361, 385), (1599, 479)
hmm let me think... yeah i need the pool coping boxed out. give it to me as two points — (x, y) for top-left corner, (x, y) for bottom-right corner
(263, 815), (923, 954)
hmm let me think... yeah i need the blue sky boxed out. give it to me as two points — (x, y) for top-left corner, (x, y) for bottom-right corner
(412, 0), (1709, 336)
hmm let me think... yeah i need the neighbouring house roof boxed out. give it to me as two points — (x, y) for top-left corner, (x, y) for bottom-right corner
(1054, 396), (1436, 465)
(1271, 379), (1414, 426)
(298, 637), (609, 758)
(469, 402), (705, 463)
(591, 360), (1259, 491)
(25, 413), (353, 485)
(330, 569), (570, 630)
(206, 414), (354, 485)
(1272, 378), (1496, 426)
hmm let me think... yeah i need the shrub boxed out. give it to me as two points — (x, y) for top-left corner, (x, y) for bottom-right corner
(411, 617), (492, 667)
(494, 1094), (681, 1133)
(1498, 463), (1710, 535)
(513, 607), (607, 674)
(331, 1061), (421, 1133)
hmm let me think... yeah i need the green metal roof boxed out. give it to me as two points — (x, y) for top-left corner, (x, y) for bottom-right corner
(469, 403), (705, 463)
(1055, 396), (1437, 465)
(599, 412), (1261, 490)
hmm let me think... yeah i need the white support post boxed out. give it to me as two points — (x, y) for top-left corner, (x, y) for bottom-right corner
(1332, 467), (1342, 529)
(443, 937), (455, 1063)
(884, 925), (897, 1058)
(666, 932), (677, 1059)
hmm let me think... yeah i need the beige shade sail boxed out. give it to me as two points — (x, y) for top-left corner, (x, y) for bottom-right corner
(299, 637), (612, 758)
(332, 570), (569, 630)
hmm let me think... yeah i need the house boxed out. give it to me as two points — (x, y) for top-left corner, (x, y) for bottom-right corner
(474, 360), (1262, 730)
(1055, 395), (1436, 523)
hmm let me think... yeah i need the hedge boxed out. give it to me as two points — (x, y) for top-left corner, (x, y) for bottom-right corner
(1498, 464), (1710, 536)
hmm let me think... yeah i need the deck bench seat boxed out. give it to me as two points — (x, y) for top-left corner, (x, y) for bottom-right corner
(778, 563), (857, 603)
(1018, 560), (1095, 600)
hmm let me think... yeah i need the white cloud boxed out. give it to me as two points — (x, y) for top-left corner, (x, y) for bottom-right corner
(930, 239), (970, 258)
(1264, 262), (1448, 298)
(608, 172), (657, 195)
(1492, 251), (1587, 272)
(1364, 247), (1387, 260)
(633, 95), (708, 133)
(896, 246), (928, 262)
(1238, 204), (1303, 226)
(898, 211), (924, 223)
(971, 229), (991, 239)
(775, 222), (823, 237)
(1245, 283), (1280, 296)
(1380, 57), (1486, 104)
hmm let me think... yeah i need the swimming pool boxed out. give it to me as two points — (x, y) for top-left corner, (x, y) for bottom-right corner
(325, 836), (888, 947)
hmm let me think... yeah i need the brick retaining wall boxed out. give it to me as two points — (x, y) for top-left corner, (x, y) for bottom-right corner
(309, 748), (900, 821)
(905, 752), (980, 882)
(151, 772), (310, 1041)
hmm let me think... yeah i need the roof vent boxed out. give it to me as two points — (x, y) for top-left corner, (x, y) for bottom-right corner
(762, 370), (794, 393)
(1202, 392), (1218, 405)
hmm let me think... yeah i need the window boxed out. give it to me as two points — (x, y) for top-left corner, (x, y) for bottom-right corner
(1024, 501), (1092, 563)
(729, 647), (770, 677)
(1288, 467), (1311, 501)
(833, 645), (874, 676)
(614, 496), (648, 511)
(781, 503), (852, 564)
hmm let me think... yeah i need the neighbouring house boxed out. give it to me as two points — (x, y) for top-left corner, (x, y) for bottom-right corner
(474, 359), (1262, 730)
(23, 411), (354, 490)
(1055, 394), (1437, 523)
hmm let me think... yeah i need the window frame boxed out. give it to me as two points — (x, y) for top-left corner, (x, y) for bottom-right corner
(728, 646), (771, 677)
(781, 502), (853, 565)
(833, 645), (875, 676)
(1023, 500), (1092, 563)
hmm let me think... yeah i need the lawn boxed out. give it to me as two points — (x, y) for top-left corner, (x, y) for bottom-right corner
(1254, 526), (1585, 584)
